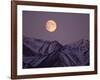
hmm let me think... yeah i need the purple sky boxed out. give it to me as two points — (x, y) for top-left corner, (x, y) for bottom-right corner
(23, 11), (89, 45)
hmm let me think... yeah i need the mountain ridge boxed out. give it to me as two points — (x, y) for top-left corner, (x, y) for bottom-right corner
(23, 37), (89, 68)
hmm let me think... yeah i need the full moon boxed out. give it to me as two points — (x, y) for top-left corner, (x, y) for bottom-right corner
(46, 20), (57, 32)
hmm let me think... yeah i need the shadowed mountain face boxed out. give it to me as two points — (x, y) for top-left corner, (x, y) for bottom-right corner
(23, 37), (89, 68)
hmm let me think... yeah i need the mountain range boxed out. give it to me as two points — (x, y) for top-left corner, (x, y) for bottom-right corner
(23, 37), (89, 68)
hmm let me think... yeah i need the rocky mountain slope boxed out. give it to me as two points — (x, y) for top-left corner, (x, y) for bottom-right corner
(23, 37), (89, 68)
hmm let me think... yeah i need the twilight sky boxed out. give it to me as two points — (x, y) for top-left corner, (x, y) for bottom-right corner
(23, 11), (89, 45)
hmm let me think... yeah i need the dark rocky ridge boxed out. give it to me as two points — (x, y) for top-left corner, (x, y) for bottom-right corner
(23, 37), (89, 68)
